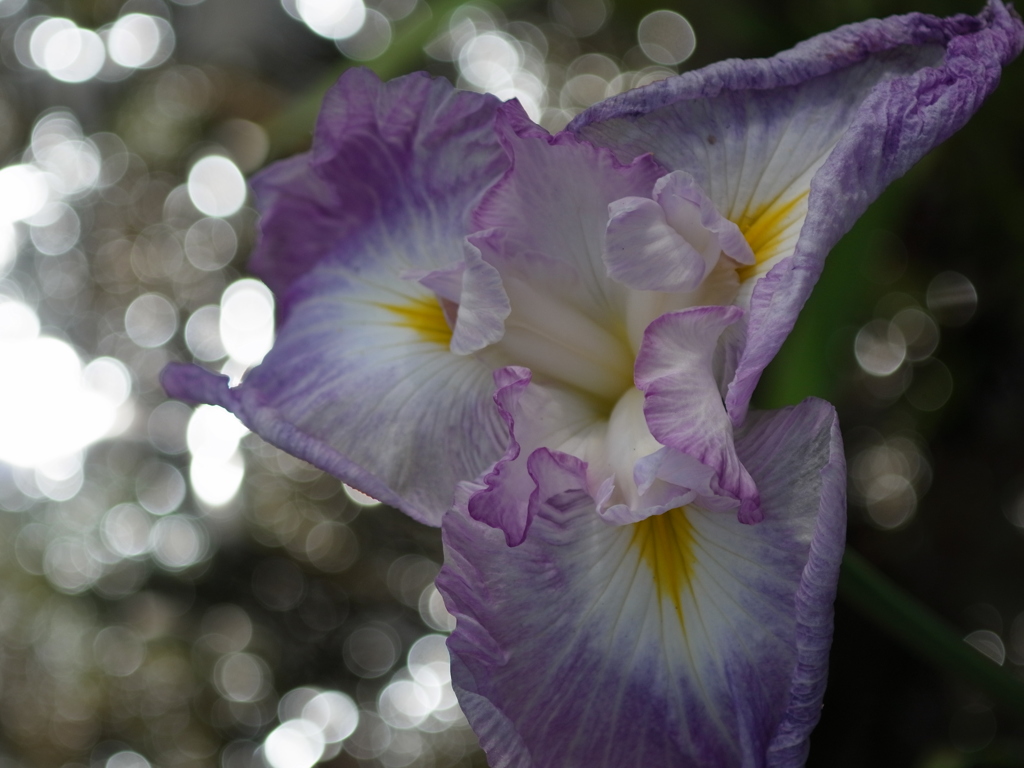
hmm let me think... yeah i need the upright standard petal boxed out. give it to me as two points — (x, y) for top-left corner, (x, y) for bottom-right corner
(634, 306), (761, 522)
(604, 172), (754, 294)
(439, 398), (846, 768)
(472, 104), (666, 380)
(570, 0), (1024, 422)
(164, 70), (515, 526)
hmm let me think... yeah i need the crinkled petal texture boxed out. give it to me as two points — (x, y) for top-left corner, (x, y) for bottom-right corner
(439, 398), (846, 768)
(570, 0), (1023, 422)
(163, 70), (515, 525)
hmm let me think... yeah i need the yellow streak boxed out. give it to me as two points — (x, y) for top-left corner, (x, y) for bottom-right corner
(378, 295), (452, 347)
(631, 507), (697, 629)
(735, 190), (809, 282)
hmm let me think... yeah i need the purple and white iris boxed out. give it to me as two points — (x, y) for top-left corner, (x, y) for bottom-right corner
(164, 3), (1022, 766)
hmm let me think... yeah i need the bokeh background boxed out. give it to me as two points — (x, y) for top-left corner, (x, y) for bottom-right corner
(0, 0), (1020, 766)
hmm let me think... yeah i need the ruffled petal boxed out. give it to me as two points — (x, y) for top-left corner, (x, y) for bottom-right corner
(412, 245), (512, 355)
(438, 398), (846, 768)
(575, 387), (736, 526)
(570, 0), (1024, 421)
(454, 248), (512, 355)
(473, 106), (666, 309)
(465, 367), (534, 546)
(634, 306), (760, 522)
(165, 70), (518, 526)
(655, 171), (755, 267)
(604, 170), (755, 295)
(630, 446), (738, 521)
(467, 367), (603, 546)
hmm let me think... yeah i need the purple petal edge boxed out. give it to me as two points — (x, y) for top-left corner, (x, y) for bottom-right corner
(763, 401), (846, 766)
(569, 2), (1018, 133)
(731, 0), (1023, 423)
(161, 362), (234, 411)
(466, 366), (533, 546)
(160, 362), (410, 516)
(164, 69), (515, 527)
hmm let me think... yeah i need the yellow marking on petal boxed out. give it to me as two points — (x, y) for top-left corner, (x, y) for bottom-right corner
(735, 190), (809, 282)
(631, 507), (696, 628)
(379, 295), (452, 346)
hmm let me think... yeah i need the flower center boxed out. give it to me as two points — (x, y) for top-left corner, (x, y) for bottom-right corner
(735, 190), (810, 282)
(485, 276), (636, 406)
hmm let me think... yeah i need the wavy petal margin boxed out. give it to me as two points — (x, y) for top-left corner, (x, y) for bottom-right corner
(635, 305), (760, 522)
(439, 398), (845, 768)
(570, 0), (1023, 422)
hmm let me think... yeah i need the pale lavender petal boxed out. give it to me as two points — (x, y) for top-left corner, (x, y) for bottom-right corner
(632, 446), (739, 516)
(634, 305), (761, 522)
(408, 245), (511, 355)
(410, 263), (463, 304)
(571, 1), (1024, 422)
(604, 196), (707, 293)
(167, 267), (507, 526)
(162, 362), (405, 511)
(579, 386), (738, 526)
(439, 398), (846, 768)
(472, 104), (666, 326)
(605, 170), (756, 294)
(465, 107), (674, 405)
(450, 246), (511, 355)
(654, 171), (754, 266)
(751, 403), (847, 767)
(599, 445), (733, 526)
(466, 366), (532, 546)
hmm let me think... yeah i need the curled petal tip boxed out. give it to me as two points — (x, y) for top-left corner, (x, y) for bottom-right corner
(738, 495), (764, 525)
(160, 362), (233, 409)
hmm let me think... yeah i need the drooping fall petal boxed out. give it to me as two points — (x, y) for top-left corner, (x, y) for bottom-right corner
(439, 398), (846, 768)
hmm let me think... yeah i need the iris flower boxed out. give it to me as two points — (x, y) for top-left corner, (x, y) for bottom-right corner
(164, 3), (1022, 765)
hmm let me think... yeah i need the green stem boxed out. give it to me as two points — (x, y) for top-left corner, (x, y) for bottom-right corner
(839, 549), (1024, 713)
(263, 0), (523, 159)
